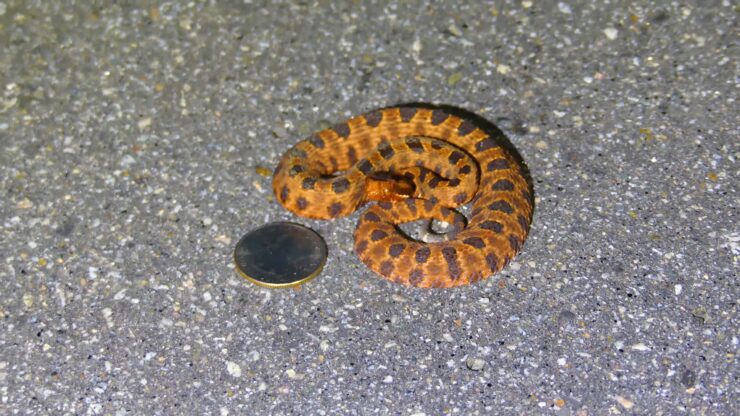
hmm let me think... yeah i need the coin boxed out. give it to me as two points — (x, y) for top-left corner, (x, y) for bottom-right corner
(233, 222), (327, 288)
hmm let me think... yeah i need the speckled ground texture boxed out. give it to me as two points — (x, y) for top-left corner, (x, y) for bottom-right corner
(1, 1), (737, 415)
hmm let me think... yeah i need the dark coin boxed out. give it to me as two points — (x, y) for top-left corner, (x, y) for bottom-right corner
(234, 222), (327, 288)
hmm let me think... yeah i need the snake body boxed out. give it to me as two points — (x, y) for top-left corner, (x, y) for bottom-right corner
(272, 107), (533, 288)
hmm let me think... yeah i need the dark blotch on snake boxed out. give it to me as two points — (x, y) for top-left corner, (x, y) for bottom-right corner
(347, 146), (358, 164)
(457, 121), (476, 136)
(377, 201), (392, 210)
(355, 240), (368, 254)
(485, 253), (498, 272)
(423, 199), (436, 212)
(332, 122), (350, 138)
(289, 165), (304, 177)
(448, 151), (465, 164)
(357, 159), (373, 175)
(404, 199), (417, 214)
(442, 247), (461, 280)
(480, 220), (504, 233)
(522, 189), (532, 202)
(492, 179), (515, 191)
(508, 234), (521, 251)
(280, 185), (289, 202)
(379, 143), (395, 160)
(301, 177), (316, 190)
(399, 107), (417, 122)
(518, 214), (530, 232)
(328, 202), (343, 217)
(415, 246), (431, 264)
(409, 269), (424, 286)
(365, 111), (383, 127)
(453, 192), (467, 204)
(487, 159), (509, 171)
(308, 135), (325, 149)
(364, 212), (381, 222)
(388, 243), (405, 258)
(475, 137), (499, 152)
(296, 197), (308, 210)
(405, 137), (424, 153)
(332, 178), (350, 194)
(431, 109), (449, 125)
(489, 200), (514, 214)
(380, 260), (394, 276)
(463, 237), (485, 249)
(370, 230), (388, 241)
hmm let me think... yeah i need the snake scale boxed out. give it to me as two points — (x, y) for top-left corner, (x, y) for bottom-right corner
(272, 106), (533, 288)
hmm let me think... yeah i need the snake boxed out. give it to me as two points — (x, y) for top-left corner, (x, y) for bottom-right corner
(272, 106), (533, 288)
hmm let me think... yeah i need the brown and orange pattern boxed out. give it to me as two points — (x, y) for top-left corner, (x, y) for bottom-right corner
(272, 107), (533, 288)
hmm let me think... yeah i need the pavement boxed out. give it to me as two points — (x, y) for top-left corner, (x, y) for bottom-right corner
(0, 1), (737, 415)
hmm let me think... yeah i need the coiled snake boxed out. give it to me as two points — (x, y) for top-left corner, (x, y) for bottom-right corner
(272, 106), (533, 288)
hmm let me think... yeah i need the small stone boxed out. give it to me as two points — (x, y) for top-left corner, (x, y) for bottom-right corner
(466, 357), (485, 371)
(226, 361), (241, 378)
(447, 24), (463, 37)
(496, 64), (511, 75)
(120, 155), (136, 168)
(604, 28), (618, 40)
(614, 395), (634, 409)
(558, 2), (572, 14)
(137, 117), (152, 130)
(383, 375), (393, 383)
(22, 293), (34, 308)
(522, 1), (533, 9)
(447, 72), (463, 86)
(412, 38), (422, 52)
(691, 307), (708, 323)
(17, 198), (34, 209)
(255, 166), (272, 177)
(630, 343), (649, 351)
(272, 125), (288, 138)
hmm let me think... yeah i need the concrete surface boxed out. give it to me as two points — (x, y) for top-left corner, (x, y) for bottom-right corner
(0, 1), (737, 415)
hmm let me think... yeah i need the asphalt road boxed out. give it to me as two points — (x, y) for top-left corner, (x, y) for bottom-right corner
(0, 1), (736, 414)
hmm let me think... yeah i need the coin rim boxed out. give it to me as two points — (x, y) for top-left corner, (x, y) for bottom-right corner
(233, 222), (327, 289)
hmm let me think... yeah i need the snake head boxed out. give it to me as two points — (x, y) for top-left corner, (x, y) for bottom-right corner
(364, 173), (417, 202)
